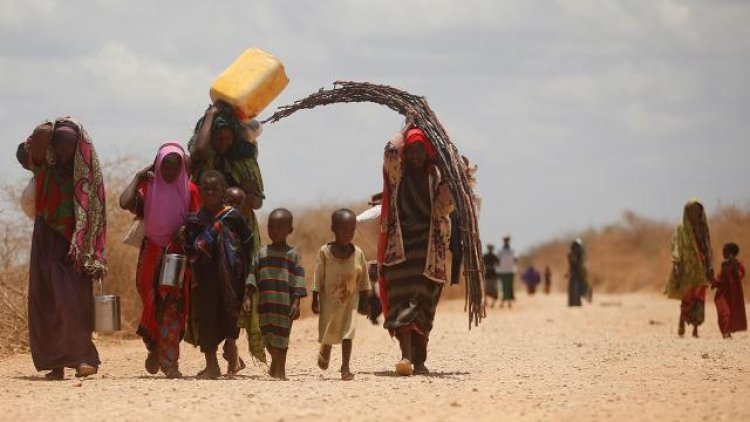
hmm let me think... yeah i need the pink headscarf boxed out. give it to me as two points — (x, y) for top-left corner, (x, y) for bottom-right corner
(144, 142), (190, 247)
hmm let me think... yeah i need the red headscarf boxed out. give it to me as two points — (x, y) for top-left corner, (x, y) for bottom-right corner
(404, 128), (436, 163)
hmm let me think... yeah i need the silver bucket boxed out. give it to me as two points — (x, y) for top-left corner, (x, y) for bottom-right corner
(94, 294), (121, 333)
(160, 253), (187, 288)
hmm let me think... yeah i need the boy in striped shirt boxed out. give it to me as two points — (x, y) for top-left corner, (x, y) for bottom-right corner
(244, 208), (307, 379)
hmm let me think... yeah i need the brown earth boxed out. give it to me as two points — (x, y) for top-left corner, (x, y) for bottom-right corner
(0, 293), (748, 422)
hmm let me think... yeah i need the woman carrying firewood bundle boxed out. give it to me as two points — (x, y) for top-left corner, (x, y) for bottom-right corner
(378, 113), (455, 376)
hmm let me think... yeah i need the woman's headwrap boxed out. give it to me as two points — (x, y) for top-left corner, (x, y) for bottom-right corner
(144, 142), (191, 248)
(404, 127), (436, 162)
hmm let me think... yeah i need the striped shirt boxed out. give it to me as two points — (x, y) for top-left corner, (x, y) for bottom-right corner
(246, 245), (307, 349)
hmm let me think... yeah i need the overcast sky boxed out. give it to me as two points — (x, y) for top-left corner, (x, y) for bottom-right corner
(2, 0), (749, 251)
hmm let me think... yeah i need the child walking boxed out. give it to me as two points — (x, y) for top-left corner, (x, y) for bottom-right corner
(244, 208), (307, 380)
(184, 170), (254, 379)
(712, 242), (747, 338)
(312, 209), (370, 381)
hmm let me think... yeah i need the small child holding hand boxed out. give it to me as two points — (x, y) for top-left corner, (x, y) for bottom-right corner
(312, 209), (370, 381)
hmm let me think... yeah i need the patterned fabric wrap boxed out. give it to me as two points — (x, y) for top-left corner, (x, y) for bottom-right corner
(665, 199), (713, 299)
(30, 117), (106, 277)
(377, 132), (454, 316)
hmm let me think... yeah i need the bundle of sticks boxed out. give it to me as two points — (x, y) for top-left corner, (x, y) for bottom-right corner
(263, 81), (485, 328)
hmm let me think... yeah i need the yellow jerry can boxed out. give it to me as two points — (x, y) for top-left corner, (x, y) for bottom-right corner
(209, 48), (289, 120)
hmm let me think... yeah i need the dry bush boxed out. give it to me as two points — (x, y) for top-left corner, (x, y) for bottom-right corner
(0, 184), (32, 356)
(525, 206), (750, 300)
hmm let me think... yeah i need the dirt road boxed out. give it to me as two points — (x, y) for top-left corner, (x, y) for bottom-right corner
(0, 293), (747, 421)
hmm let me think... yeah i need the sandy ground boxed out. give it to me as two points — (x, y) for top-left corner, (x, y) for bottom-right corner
(0, 293), (748, 422)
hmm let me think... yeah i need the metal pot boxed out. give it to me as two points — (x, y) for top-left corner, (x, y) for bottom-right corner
(160, 253), (187, 288)
(94, 294), (121, 333)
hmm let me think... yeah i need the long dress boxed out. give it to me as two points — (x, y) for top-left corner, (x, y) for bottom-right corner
(568, 252), (587, 307)
(665, 200), (713, 327)
(714, 259), (747, 335)
(28, 164), (100, 371)
(383, 171), (443, 352)
(133, 179), (200, 370)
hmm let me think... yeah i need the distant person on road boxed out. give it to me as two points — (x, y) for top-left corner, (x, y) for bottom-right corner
(665, 199), (713, 338)
(522, 265), (542, 295)
(567, 239), (589, 306)
(544, 266), (552, 294)
(483, 244), (500, 307)
(711, 242), (746, 339)
(498, 236), (517, 308)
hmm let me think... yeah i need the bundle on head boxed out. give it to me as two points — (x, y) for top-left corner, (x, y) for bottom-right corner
(263, 81), (485, 328)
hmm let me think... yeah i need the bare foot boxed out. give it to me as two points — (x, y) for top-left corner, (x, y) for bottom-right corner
(145, 351), (159, 375)
(413, 363), (430, 375)
(341, 371), (354, 381)
(196, 366), (221, 380)
(162, 366), (183, 379)
(317, 347), (330, 370)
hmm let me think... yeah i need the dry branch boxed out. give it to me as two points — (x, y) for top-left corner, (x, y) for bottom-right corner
(264, 81), (486, 327)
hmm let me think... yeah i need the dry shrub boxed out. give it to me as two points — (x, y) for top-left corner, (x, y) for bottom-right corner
(525, 206), (750, 300)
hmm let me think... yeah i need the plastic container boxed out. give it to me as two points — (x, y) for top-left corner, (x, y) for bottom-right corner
(210, 48), (289, 120)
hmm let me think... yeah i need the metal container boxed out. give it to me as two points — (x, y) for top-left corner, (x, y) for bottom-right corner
(160, 253), (187, 288)
(94, 294), (121, 333)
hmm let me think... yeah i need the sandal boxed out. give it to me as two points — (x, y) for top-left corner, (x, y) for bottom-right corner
(75, 363), (97, 378)
(395, 359), (413, 376)
(45, 368), (64, 381)
(163, 367), (183, 379)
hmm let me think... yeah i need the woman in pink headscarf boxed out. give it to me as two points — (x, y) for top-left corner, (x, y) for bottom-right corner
(119, 143), (200, 378)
